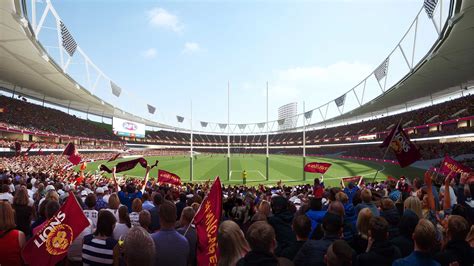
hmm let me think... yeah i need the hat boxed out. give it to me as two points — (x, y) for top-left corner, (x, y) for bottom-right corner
(95, 187), (104, 194)
(45, 185), (55, 192)
(81, 190), (88, 196)
(102, 186), (109, 192)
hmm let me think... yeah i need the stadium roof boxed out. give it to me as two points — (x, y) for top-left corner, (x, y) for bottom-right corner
(0, 0), (473, 132)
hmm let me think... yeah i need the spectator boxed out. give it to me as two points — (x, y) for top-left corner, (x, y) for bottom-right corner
(124, 226), (155, 266)
(390, 212), (419, 257)
(305, 198), (326, 239)
(380, 197), (400, 239)
(176, 193), (187, 220)
(268, 196), (296, 255)
(280, 214), (311, 260)
(343, 181), (360, 205)
(83, 194), (98, 230)
(294, 212), (344, 266)
(12, 187), (34, 236)
(82, 210), (119, 265)
(313, 177), (325, 199)
(404, 196), (423, 219)
(218, 220), (249, 266)
(139, 210), (151, 232)
(151, 201), (189, 266)
(352, 207), (372, 254)
(356, 216), (401, 266)
(324, 240), (353, 266)
(130, 198), (142, 227)
(149, 192), (162, 232)
(33, 200), (59, 235)
(257, 200), (271, 217)
(393, 219), (439, 266)
(177, 206), (198, 266)
(141, 192), (154, 211)
(95, 187), (108, 211)
(355, 189), (379, 216)
(104, 193), (120, 221)
(435, 215), (473, 266)
(0, 202), (26, 266)
(113, 205), (131, 241)
(0, 184), (13, 203)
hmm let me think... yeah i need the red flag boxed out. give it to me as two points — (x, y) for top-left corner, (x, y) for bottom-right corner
(194, 177), (222, 266)
(157, 170), (182, 186)
(38, 147), (44, 155)
(342, 176), (362, 185)
(387, 176), (398, 182)
(14, 141), (21, 156)
(304, 162), (332, 173)
(22, 192), (89, 266)
(62, 143), (82, 165)
(99, 157), (147, 173)
(439, 155), (471, 176)
(107, 153), (122, 162)
(380, 124), (421, 168)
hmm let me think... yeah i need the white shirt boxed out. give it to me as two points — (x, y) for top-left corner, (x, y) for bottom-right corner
(113, 222), (130, 241)
(83, 209), (98, 230)
(0, 192), (13, 203)
(129, 212), (140, 227)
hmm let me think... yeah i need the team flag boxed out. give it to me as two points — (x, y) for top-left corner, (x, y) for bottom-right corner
(342, 176), (363, 185)
(107, 153), (122, 162)
(22, 192), (89, 266)
(380, 124), (421, 168)
(14, 141), (21, 156)
(194, 176), (222, 266)
(99, 158), (159, 173)
(304, 162), (332, 174)
(387, 176), (398, 182)
(157, 170), (182, 186)
(439, 155), (471, 176)
(62, 143), (81, 165)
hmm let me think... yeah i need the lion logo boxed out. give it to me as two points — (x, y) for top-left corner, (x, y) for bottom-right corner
(46, 224), (73, 255)
(389, 139), (403, 154)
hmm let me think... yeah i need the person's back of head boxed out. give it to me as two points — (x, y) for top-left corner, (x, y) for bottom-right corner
(357, 208), (373, 237)
(45, 200), (60, 219)
(124, 226), (155, 266)
(85, 194), (96, 209)
(413, 219), (436, 252)
(1, 184), (9, 193)
(142, 192), (150, 202)
(0, 201), (16, 230)
(335, 192), (349, 204)
(153, 192), (162, 206)
(95, 210), (117, 237)
(271, 196), (288, 214)
(159, 200), (177, 229)
(447, 215), (470, 242)
(381, 198), (395, 211)
(325, 240), (353, 266)
(131, 198), (142, 213)
(309, 197), (322, 211)
(361, 189), (372, 204)
(328, 201), (345, 218)
(139, 210), (151, 230)
(292, 214), (311, 240)
(119, 205), (131, 228)
(404, 196), (422, 219)
(218, 220), (250, 266)
(322, 212), (343, 236)
(398, 212), (419, 237)
(246, 221), (276, 253)
(179, 206), (195, 226)
(368, 216), (389, 242)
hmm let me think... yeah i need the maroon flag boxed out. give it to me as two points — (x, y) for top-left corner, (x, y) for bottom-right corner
(157, 170), (182, 186)
(14, 141), (21, 156)
(387, 176), (398, 182)
(22, 192), (89, 266)
(342, 176), (363, 185)
(107, 153), (122, 162)
(380, 124), (421, 168)
(439, 155), (471, 176)
(304, 162), (332, 174)
(194, 177), (222, 266)
(62, 143), (82, 165)
(99, 157), (158, 173)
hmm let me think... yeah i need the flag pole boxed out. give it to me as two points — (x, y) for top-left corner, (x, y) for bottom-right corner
(227, 81), (230, 182)
(266, 82), (269, 181)
(190, 100), (193, 182)
(372, 117), (403, 183)
(303, 101), (306, 182)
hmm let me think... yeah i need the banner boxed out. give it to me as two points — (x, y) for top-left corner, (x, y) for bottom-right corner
(22, 192), (89, 266)
(157, 170), (182, 186)
(387, 176), (398, 182)
(380, 124), (421, 168)
(62, 143), (81, 165)
(439, 155), (471, 176)
(107, 153), (122, 162)
(304, 162), (332, 174)
(194, 177), (222, 266)
(99, 158), (158, 173)
(342, 176), (362, 185)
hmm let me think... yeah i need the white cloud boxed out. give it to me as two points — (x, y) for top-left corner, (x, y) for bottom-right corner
(141, 48), (157, 59)
(147, 8), (183, 33)
(182, 42), (201, 54)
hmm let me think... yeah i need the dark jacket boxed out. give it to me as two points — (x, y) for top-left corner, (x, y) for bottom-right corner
(268, 210), (296, 255)
(434, 240), (474, 266)
(393, 251), (440, 266)
(351, 234), (368, 255)
(236, 251), (279, 266)
(149, 205), (160, 232)
(293, 234), (339, 266)
(380, 207), (400, 239)
(356, 240), (402, 266)
(279, 240), (305, 261)
(390, 234), (414, 258)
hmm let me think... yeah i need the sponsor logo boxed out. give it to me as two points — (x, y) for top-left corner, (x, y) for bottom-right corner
(122, 122), (138, 131)
(45, 224), (73, 255)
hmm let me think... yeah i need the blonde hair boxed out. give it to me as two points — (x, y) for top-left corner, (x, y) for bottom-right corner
(357, 208), (373, 238)
(257, 200), (271, 217)
(0, 201), (16, 230)
(108, 193), (120, 209)
(404, 196), (422, 219)
(335, 192), (349, 204)
(361, 189), (372, 203)
(13, 187), (29, 206)
(218, 220), (249, 266)
(45, 190), (59, 202)
(131, 198), (142, 213)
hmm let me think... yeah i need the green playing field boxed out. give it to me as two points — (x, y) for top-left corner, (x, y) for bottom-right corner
(80, 154), (426, 187)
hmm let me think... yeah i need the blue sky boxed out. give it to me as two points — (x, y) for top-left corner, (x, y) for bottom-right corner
(32, 0), (433, 128)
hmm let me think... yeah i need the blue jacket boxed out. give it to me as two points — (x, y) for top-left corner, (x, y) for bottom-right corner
(305, 210), (326, 238)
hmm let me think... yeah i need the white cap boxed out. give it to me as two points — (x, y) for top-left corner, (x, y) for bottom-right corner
(81, 190), (88, 196)
(45, 185), (55, 192)
(102, 186), (109, 192)
(30, 178), (37, 184)
(95, 187), (104, 194)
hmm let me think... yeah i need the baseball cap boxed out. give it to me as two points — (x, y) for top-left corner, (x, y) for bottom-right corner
(45, 185), (55, 192)
(95, 187), (104, 194)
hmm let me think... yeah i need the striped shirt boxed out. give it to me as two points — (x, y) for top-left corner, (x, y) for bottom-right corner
(82, 234), (117, 266)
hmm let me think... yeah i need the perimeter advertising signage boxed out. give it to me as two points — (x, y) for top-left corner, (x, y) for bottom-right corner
(112, 117), (145, 138)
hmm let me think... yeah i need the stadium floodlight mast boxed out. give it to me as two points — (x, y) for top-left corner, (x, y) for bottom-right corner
(227, 81), (230, 181)
(266, 82), (269, 181)
(303, 101), (306, 181)
(190, 100), (193, 182)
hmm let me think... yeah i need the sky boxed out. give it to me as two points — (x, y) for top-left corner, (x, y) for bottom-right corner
(29, 0), (439, 129)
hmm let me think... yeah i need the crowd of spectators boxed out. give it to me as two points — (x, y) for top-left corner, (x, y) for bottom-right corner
(0, 151), (473, 266)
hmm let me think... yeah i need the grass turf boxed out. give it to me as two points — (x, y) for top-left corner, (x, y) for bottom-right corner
(80, 154), (426, 187)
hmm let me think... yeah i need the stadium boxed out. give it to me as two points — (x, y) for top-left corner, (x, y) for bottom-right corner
(0, 0), (473, 266)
